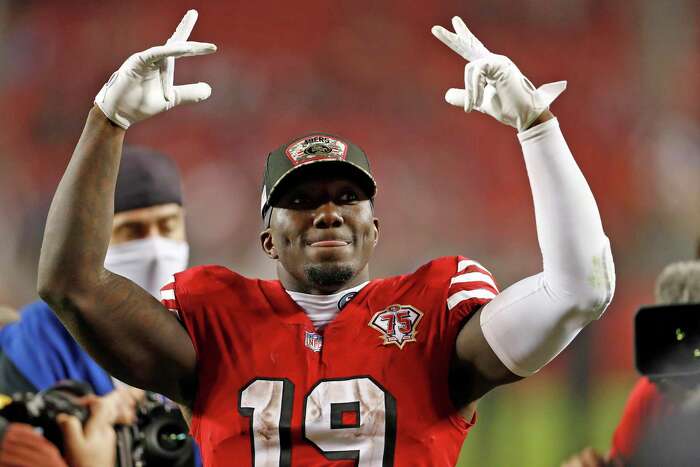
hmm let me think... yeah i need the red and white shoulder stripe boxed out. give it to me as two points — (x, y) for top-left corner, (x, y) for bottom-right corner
(160, 277), (181, 320)
(447, 258), (498, 311)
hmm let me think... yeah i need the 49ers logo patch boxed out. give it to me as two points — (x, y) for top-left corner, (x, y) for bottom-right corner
(369, 304), (424, 349)
(284, 135), (348, 165)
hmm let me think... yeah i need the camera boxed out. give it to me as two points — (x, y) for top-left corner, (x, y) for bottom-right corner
(0, 380), (90, 453)
(117, 392), (194, 467)
(635, 303), (700, 386)
(0, 381), (194, 467)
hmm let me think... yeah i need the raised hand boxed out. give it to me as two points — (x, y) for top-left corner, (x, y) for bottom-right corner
(432, 16), (566, 131)
(94, 9), (217, 129)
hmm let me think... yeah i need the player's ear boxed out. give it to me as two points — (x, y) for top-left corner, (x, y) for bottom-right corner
(260, 228), (278, 259)
(372, 217), (380, 247)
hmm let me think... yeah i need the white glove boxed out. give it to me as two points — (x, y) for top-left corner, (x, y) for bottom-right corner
(95, 10), (217, 129)
(431, 17), (566, 132)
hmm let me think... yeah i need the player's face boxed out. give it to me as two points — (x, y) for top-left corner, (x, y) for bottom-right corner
(261, 174), (379, 294)
(110, 203), (186, 245)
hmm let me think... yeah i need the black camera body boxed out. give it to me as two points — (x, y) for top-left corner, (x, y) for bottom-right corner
(0, 380), (91, 453)
(635, 303), (700, 381)
(117, 392), (194, 467)
(0, 381), (194, 467)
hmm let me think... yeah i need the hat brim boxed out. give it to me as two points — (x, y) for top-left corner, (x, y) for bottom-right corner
(266, 159), (377, 209)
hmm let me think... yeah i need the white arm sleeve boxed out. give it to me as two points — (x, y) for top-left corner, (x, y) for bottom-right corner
(479, 118), (615, 377)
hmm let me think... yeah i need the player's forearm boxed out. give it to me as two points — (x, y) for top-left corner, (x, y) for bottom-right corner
(519, 117), (613, 301)
(476, 119), (615, 377)
(38, 106), (125, 302)
(37, 107), (196, 402)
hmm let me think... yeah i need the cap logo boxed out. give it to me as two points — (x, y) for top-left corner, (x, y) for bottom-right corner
(285, 135), (348, 166)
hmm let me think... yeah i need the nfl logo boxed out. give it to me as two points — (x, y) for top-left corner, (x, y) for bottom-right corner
(304, 331), (323, 352)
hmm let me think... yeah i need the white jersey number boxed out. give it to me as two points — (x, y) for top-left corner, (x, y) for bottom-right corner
(238, 376), (396, 467)
(238, 378), (294, 467)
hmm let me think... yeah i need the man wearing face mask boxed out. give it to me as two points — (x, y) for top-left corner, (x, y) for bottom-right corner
(0, 146), (189, 395)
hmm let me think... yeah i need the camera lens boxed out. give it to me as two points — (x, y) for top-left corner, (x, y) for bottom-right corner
(157, 422), (188, 451)
(139, 402), (194, 466)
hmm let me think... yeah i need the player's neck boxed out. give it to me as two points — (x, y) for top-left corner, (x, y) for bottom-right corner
(277, 264), (370, 295)
(285, 281), (369, 329)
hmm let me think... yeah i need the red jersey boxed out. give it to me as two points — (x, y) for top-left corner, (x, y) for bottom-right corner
(610, 377), (674, 463)
(160, 256), (498, 467)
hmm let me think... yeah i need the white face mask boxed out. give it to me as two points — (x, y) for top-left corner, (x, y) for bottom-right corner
(104, 237), (189, 298)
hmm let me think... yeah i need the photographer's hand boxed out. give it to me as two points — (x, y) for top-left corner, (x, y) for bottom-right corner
(103, 386), (144, 425)
(57, 396), (118, 467)
(560, 447), (622, 467)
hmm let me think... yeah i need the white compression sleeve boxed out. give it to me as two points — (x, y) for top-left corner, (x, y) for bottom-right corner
(479, 118), (615, 377)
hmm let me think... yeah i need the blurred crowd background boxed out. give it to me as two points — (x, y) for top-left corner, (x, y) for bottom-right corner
(0, 0), (698, 465)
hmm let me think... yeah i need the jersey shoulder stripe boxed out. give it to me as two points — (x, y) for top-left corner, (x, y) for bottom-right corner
(447, 256), (498, 312)
(160, 279), (180, 319)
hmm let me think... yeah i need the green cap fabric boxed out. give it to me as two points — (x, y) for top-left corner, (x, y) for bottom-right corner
(260, 132), (376, 221)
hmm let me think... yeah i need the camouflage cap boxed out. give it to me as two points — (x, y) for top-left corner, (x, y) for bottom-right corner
(260, 132), (376, 223)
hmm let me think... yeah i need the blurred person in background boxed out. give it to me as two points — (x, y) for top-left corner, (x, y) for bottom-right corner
(0, 146), (188, 398)
(626, 406), (700, 467)
(36, 9), (616, 466)
(0, 146), (198, 465)
(562, 259), (700, 467)
(0, 390), (133, 467)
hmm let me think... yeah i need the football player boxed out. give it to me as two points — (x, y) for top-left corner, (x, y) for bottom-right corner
(37, 11), (615, 466)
